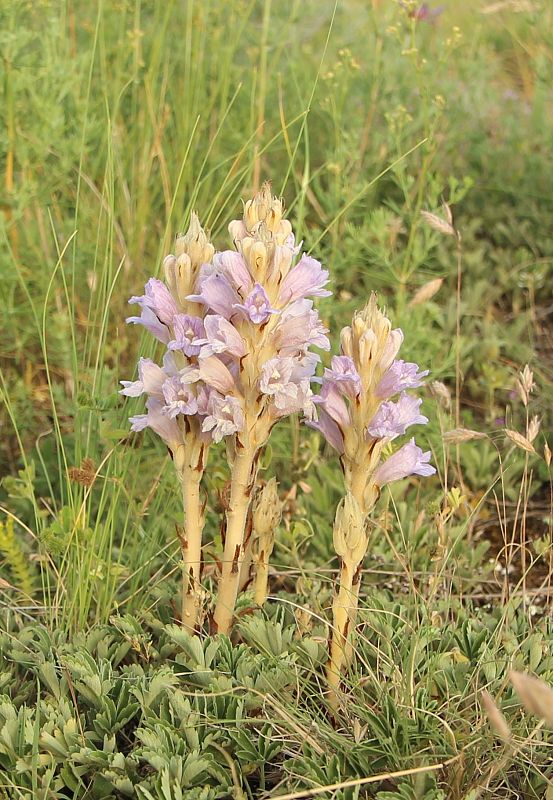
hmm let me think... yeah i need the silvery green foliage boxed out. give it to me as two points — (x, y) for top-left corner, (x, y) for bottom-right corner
(0, 617), (323, 798)
(1, 606), (552, 799)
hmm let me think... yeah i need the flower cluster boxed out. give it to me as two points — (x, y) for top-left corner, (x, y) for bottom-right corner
(309, 295), (435, 513)
(122, 185), (331, 453)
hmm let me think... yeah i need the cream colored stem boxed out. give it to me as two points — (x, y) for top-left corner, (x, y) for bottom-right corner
(326, 559), (357, 714)
(238, 530), (254, 593)
(213, 446), (257, 635)
(343, 464), (369, 662)
(180, 469), (204, 633)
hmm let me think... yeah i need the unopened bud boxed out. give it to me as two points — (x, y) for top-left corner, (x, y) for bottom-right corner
(332, 493), (367, 566)
(175, 213), (214, 268)
(241, 237), (270, 282)
(252, 478), (282, 542)
(243, 182), (284, 232)
(340, 325), (353, 357)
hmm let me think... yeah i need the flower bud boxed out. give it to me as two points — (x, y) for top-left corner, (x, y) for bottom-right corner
(175, 212), (214, 269)
(252, 478), (282, 541)
(332, 493), (367, 566)
(243, 183), (283, 232)
(340, 325), (353, 357)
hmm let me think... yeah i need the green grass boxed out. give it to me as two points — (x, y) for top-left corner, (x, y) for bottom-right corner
(1, 0), (552, 797)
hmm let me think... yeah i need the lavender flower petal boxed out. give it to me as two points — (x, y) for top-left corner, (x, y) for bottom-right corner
(367, 393), (428, 440)
(168, 314), (205, 357)
(120, 357), (166, 398)
(306, 407), (345, 454)
(201, 393), (245, 443)
(129, 278), (178, 326)
(316, 381), (350, 428)
(377, 359), (429, 399)
(126, 305), (170, 344)
(275, 299), (330, 354)
(259, 357), (298, 409)
(162, 375), (199, 418)
(130, 397), (182, 449)
(373, 438), (436, 485)
(234, 283), (279, 324)
(199, 355), (236, 394)
(213, 250), (253, 293)
(187, 272), (240, 318)
(323, 355), (361, 398)
(278, 254), (331, 303)
(196, 315), (246, 359)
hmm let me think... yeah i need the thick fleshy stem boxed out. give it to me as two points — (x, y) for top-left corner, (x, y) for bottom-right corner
(178, 468), (204, 633)
(213, 445), (258, 634)
(326, 559), (360, 715)
(175, 432), (208, 634)
(342, 458), (379, 665)
(325, 494), (367, 714)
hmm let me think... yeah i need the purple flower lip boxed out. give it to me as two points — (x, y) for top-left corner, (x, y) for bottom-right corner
(187, 272), (240, 318)
(129, 278), (178, 325)
(168, 314), (205, 357)
(377, 360), (429, 399)
(201, 392), (245, 443)
(367, 393), (428, 441)
(194, 315), (246, 359)
(323, 355), (362, 398)
(278, 254), (331, 304)
(374, 438), (436, 486)
(233, 283), (279, 324)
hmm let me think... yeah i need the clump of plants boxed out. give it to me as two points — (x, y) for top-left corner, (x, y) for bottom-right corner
(122, 184), (435, 699)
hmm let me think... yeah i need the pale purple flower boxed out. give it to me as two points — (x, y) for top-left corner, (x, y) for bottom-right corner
(291, 352), (321, 381)
(278, 255), (331, 304)
(275, 299), (330, 354)
(234, 283), (279, 324)
(202, 393), (245, 443)
(259, 357), (298, 410)
(274, 379), (316, 419)
(373, 438), (435, 486)
(168, 315), (205, 357)
(162, 373), (200, 418)
(323, 355), (361, 398)
(187, 272), (240, 318)
(377, 359), (429, 399)
(367, 393), (428, 440)
(212, 250), (253, 294)
(129, 397), (182, 450)
(315, 382), (350, 428)
(199, 356), (236, 394)
(120, 357), (166, 398)
(128, 278), (178, 326)
(126, 305), (170, 344)
(307, 407), (345, 454)
(196, 315), (246, 359)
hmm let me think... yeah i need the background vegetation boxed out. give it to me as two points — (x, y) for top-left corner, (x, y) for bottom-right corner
(0, 0), (552, 797)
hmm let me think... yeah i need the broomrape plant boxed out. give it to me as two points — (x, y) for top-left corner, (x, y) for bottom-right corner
(121, 185), (435, 679)
(311, 299), (435, 704)
(122, 184), (330, 635)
